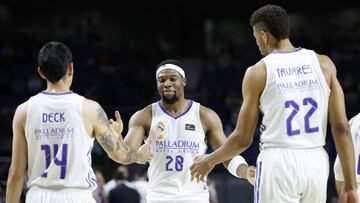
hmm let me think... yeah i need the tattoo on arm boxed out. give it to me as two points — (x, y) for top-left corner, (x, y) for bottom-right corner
(123, 148), (139, 164)
(99, 132), (115, 152)
(96, 106), (116, 151)
(114, 140), (139, 164)
(97, 106), (109, 127)
(95, 105), (139, 163)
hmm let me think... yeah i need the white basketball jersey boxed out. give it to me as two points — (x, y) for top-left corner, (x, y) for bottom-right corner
(147, 101), (209, 202)
(260, 48), (330, 149)
(334, 113), (360, 184)
(25, 92), (97, 190)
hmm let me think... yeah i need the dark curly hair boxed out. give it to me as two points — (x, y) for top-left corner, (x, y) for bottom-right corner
(249, 4), (290, 41)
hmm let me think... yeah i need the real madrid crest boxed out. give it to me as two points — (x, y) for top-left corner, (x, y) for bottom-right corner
(156, 121), (165, 140)
(157, 121), (165, 133)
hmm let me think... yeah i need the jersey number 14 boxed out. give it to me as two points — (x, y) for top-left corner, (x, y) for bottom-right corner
(41, 144), (68, 179)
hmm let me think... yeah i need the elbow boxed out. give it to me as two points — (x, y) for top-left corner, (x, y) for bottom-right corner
(232, 130), (253, 149)
(108, 151), (128, 164)
(240, 137), (253, 149)
(7, 167), (26, 182)
(332, 122), (351, 138)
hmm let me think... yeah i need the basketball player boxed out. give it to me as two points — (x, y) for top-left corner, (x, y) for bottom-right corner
(190, 4), (358, 203)
(6, 42), (152, 203)
(121, 59), (255, 203)
(334, 113), (360, 197)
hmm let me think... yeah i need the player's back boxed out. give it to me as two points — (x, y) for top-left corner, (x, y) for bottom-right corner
(260, 48), (330, 149)
(25, 92), (97, 190)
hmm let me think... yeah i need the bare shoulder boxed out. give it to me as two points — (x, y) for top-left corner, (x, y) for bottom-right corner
(245, 60), (266, 81)
(199, 105), (219, 121)
(16, 101), (28, 114)
(242, 60), (266, 95)
(316, 53), (336, 85)
(199, 105), (222, 132)
(316, 53), (336, 70)
(82, 98), (101, 116)
(130, 104), (152, 126)
(82, 98), (108, 126)
(14, 101), (28, 124)
(83, 98), (100, 109)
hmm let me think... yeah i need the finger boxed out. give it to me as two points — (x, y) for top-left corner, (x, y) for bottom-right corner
(115, 111), (121, 121)
(109, 119), (115, 123)
(190, 167), (196, 181)
(191, 172), (197, 182)
(196, 174), (201, 183)
(198, 174), (204, 182)
(201, 175), (206, 182)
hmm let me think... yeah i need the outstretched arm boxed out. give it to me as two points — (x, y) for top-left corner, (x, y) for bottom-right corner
(124, 109), (150, 149)
(190, 62), (265, 182)
(6, 103), (28, 203)
(109, 110), (152, 164)
(86, 99), (145, 164)
(200, 106), (255, 183)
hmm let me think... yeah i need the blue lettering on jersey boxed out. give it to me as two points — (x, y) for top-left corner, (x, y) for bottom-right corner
(42, 112), (65, 123)
(277, 79), (318, 93)
(34, 127), (74, 140)
(276, 65), (312, 78)
(156, 140), (199, 150)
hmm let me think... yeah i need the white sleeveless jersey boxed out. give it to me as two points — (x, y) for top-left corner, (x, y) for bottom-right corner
(147, 101), (209, 202)
(260, 48), (330, 149)
(334, 113), (360, 184)
(25, 92), (97, 190)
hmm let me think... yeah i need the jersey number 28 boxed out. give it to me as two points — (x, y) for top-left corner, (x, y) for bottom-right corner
(166, 155), (184, 171)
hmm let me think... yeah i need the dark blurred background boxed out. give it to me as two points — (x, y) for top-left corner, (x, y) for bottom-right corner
(1, 0), (360, 202)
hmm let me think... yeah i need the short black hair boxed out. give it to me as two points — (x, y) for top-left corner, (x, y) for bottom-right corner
(156, 59), (184, 70)
(37, 41), (72, 83)
(249, 4), (290, 40)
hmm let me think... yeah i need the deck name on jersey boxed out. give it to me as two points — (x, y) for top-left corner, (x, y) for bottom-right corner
(42, 112), (65, 123)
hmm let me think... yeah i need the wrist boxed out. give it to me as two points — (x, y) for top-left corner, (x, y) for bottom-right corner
(227, 156), (248, 178)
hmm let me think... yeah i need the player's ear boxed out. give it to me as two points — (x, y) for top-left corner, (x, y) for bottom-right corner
(67, 62), (74, 76)
(182, 77), (186, 86)
(260, 30), (268, 43)
(37, 67), (47, 80)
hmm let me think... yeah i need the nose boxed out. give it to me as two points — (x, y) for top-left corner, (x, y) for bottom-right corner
(163, 79), (172, 87)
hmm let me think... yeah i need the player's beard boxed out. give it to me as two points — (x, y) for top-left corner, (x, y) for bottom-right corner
(161, 93), (179, 104)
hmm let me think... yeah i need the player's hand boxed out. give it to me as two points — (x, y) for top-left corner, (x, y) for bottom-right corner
(338, 189), (358, 203)
(109, 111), (123, 136)
(190, 154), (215, 183)
(246, 165), (256, 186)
(137, 140), (153, 164)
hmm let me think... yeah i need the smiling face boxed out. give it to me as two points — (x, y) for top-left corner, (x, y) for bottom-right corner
(156, 69), (186, 104)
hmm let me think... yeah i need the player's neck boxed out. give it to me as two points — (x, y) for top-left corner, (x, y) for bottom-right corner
(45, 80), (71, 93)
(271, 39), (296, 53)
(160, 98), (190, 116)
